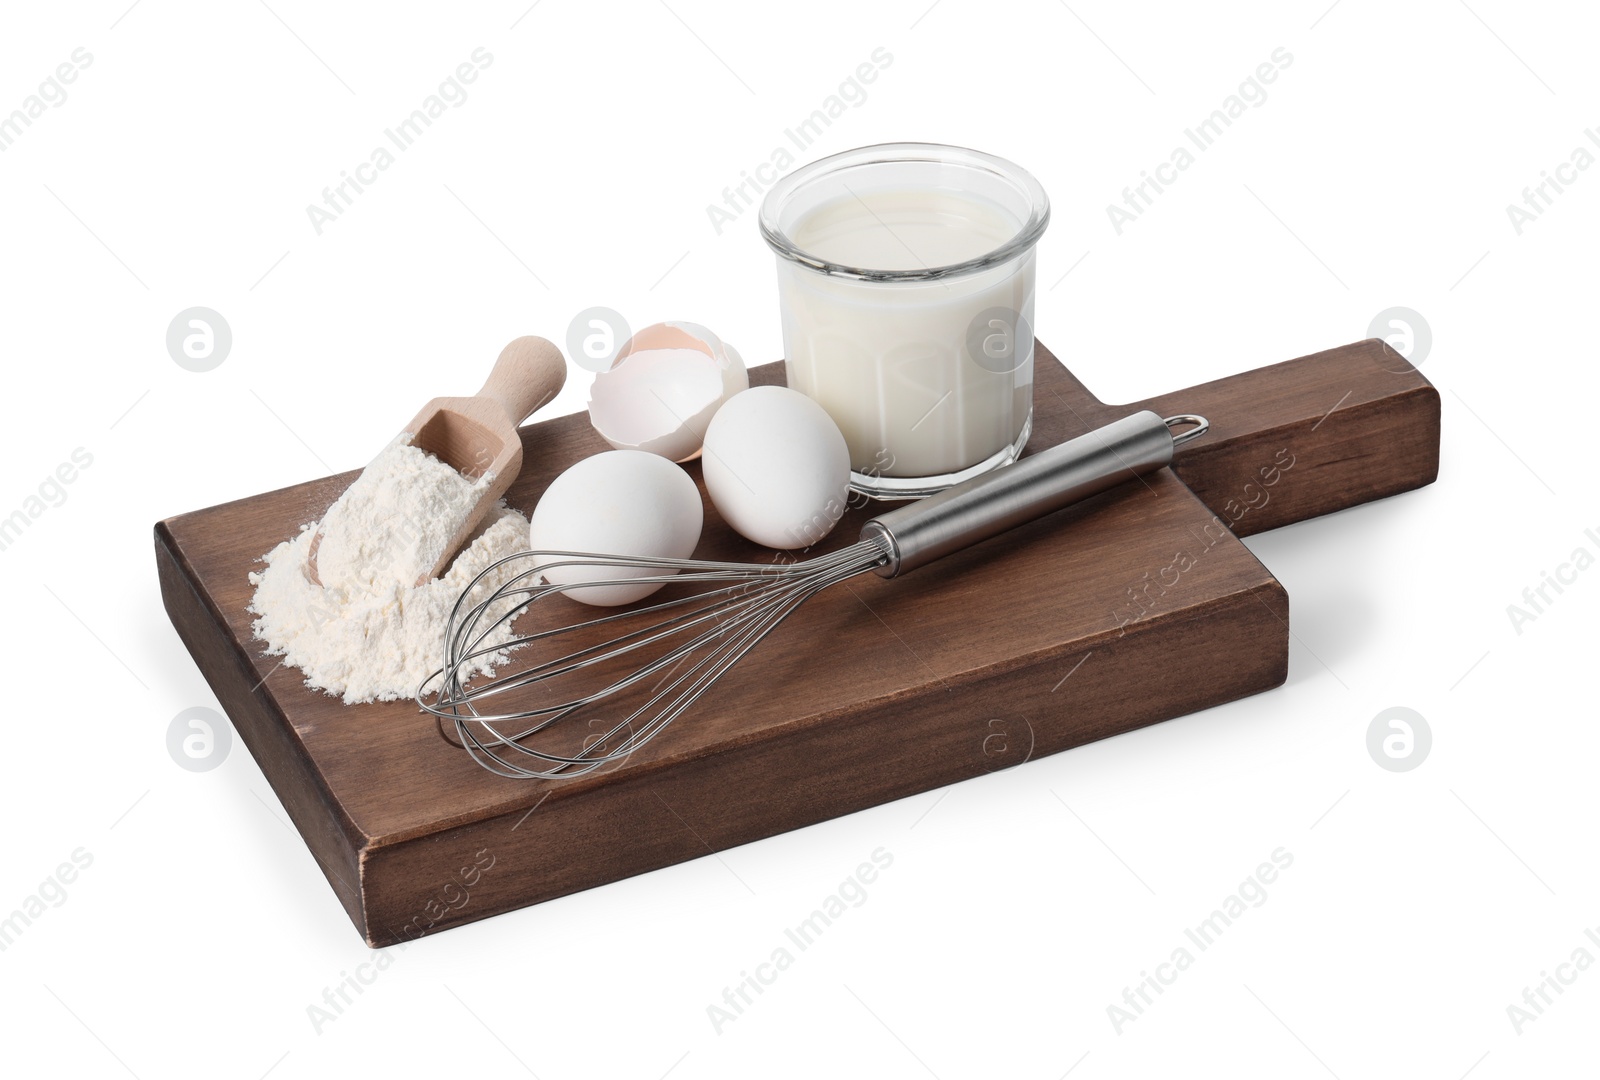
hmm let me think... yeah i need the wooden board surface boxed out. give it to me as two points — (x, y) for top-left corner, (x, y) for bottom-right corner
(155, 339), (1438, 946)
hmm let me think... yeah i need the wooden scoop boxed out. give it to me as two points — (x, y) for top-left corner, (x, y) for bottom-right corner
(307, 335), (567, 587)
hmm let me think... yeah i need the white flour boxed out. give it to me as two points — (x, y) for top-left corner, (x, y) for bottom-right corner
(315, 435), (488, 590)
(248, 437), (529, 704)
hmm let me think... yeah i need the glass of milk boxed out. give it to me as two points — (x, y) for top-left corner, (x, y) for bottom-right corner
(759, 143), (1049, 498)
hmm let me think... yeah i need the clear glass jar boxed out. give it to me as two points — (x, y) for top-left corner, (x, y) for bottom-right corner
(760, 142), (1050, 498)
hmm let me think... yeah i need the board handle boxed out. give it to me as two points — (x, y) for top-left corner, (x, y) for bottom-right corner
(478, 336), (567, 426)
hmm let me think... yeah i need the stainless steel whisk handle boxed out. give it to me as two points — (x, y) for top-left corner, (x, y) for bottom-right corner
(862, 411), (1208, 577)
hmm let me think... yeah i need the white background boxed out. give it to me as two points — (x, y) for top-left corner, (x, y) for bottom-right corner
(1, 1), (1595, 1076)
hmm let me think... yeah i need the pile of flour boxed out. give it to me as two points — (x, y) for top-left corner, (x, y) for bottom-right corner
(249, 436), (530, 704)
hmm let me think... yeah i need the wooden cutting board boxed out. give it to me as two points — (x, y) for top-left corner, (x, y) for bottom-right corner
(155, 339), (1438, 946)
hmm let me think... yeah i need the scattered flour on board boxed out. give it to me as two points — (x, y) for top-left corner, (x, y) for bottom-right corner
(248, 436), (530, 704)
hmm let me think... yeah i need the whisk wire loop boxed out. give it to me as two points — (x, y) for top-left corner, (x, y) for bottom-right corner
(420, 539), (891, 779)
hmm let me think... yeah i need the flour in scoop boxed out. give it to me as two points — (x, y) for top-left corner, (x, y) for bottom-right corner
(315, 435), (488, 590)
(248, 436), (528, 704)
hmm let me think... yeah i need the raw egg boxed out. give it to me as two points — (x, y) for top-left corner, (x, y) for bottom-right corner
(702, 386), (851, 550)
(529, 450), (702, 606)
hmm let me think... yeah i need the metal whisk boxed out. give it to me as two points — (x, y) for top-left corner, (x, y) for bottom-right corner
(419, 410), (1208, 779)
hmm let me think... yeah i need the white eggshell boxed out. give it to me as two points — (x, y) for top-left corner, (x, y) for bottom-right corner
(587, 322), (748, 462)
(529, 450), (703, 606)
(702, 386), (851, 550)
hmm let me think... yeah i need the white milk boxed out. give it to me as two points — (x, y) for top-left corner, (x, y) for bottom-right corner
(776, 187), (1035, 481)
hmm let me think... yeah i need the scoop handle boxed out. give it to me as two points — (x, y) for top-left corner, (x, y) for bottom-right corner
(478, 336), (567, 426)
(863, 411), (1206, 577)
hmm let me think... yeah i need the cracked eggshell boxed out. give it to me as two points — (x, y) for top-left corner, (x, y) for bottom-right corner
(587, 321), (748, 462)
